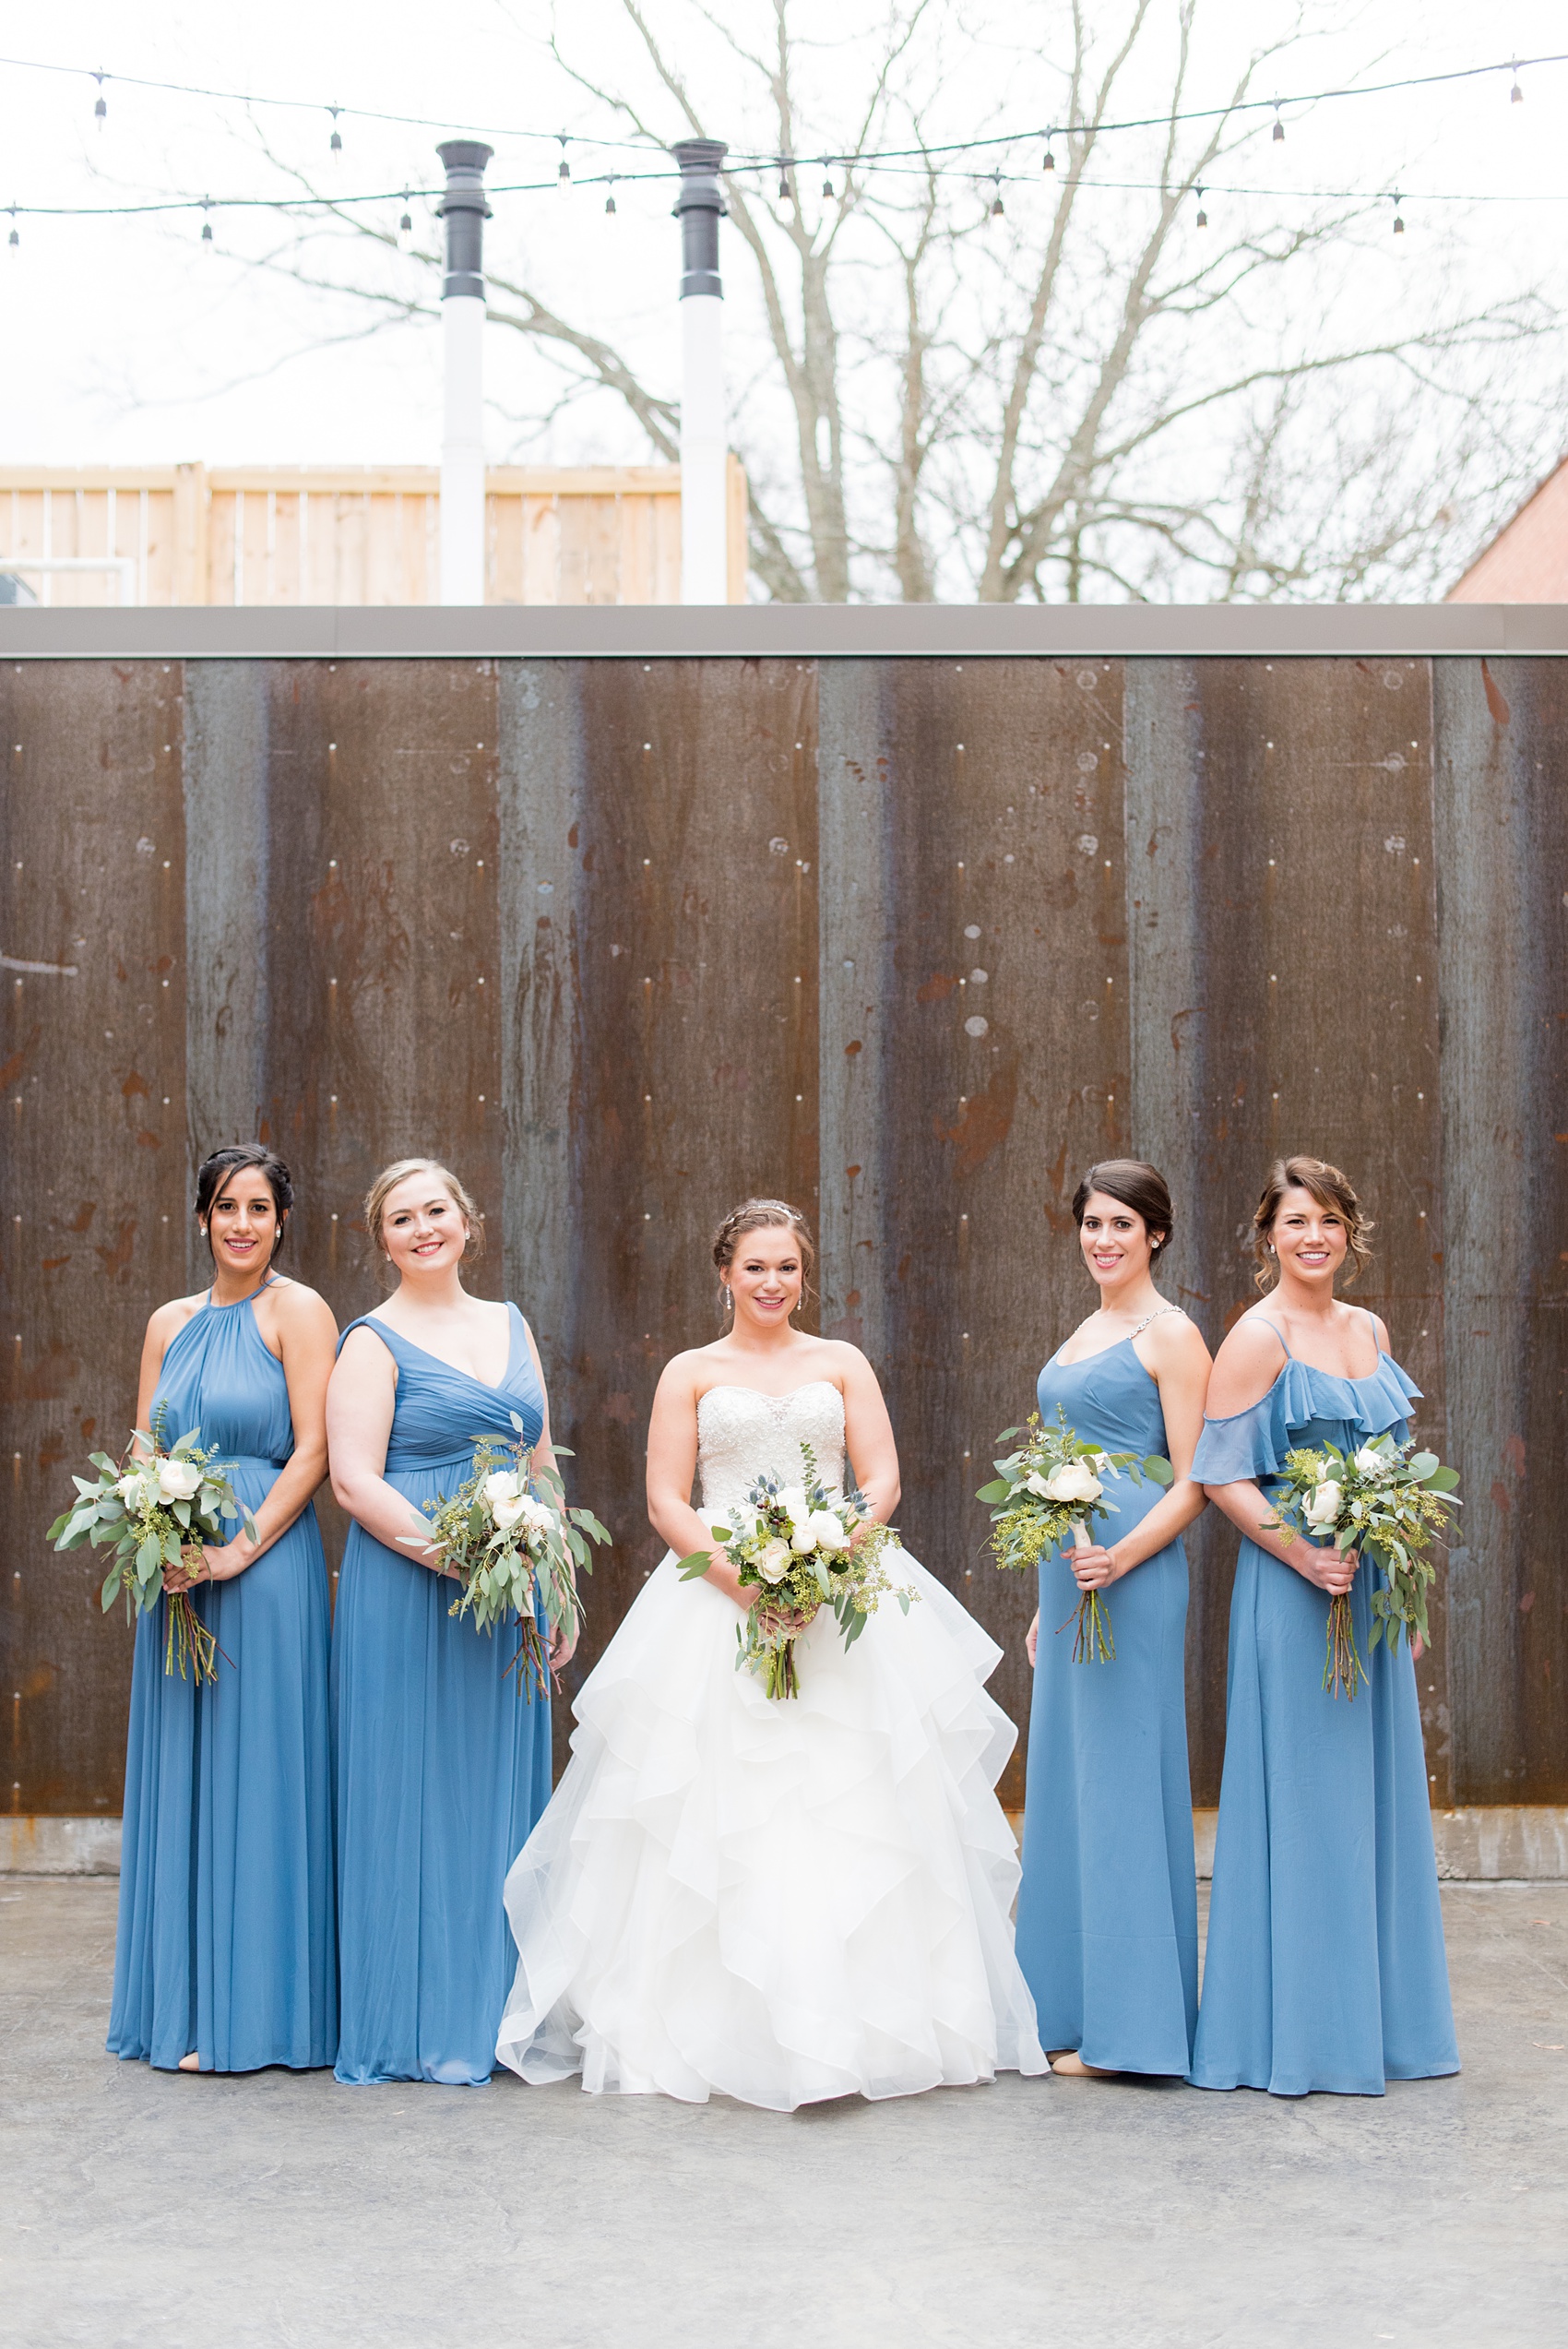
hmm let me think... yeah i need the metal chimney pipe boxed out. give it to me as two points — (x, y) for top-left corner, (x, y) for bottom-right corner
(436, 139), (493, 605)
(671, 138), (729, 604)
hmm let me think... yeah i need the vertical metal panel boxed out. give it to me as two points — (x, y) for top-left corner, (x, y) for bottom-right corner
(531, 660), (820, 1777)
(1433, 659), (1568, 1803)
(1172, 658), (1447, 1800)
(1, 662), (189, 1814)
(828, 659), (1132, 1804)
(817, 662), (896, 1365)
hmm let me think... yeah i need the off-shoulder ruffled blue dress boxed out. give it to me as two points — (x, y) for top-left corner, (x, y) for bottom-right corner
(108, 1282), (337, 2072)
(1015, 1333), (1198, 2074)
(331, 1304), (552, 2085)
(1189, 1314), (1458, 2096)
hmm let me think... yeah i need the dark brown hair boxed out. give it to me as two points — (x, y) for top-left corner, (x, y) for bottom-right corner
(195, 1146), (293, 1262)
(712, 1198), (815, 1311)
(1252, 1155), (1373, 1291)
(1071, 1160), (1173, 1257)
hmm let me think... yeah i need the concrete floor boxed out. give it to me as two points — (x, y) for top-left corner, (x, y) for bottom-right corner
(2, 1883), (1565, 2349)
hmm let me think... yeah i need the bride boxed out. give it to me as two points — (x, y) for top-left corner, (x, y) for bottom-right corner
(494, 1198), (1046, 2108)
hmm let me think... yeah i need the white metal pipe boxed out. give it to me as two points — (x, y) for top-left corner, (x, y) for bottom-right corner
(0, 555), (137, 603)
(440, 293), (486, 605)
(680, 295), (728, 604)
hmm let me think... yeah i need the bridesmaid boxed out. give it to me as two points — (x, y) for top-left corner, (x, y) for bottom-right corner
(1015, 1161), (1212, 2079)
(327, 1158), (570, 2085)
(1190, 1155), (1458, 2096)
(109, 1146), (339, 2073)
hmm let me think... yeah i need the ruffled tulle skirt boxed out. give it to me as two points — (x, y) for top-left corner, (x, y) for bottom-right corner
(495, 1545), (1046, 2109)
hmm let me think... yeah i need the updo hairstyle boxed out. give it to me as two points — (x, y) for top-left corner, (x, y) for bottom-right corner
(363, 1158), (485, 1261)
(195, 1145), (294, 1261)
(1252, 1155), (1373, 1292)
(712, 1198), (815, 1313)
(1071, 1160), (1173, 1258)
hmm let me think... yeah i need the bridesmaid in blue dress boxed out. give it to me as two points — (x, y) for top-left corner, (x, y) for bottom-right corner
(1016, 1161), (1213, 2079)
(327, 1158), (570, 2086)
(109, 1146), (339, 2073)
(1190, 1154), (1458, 2097)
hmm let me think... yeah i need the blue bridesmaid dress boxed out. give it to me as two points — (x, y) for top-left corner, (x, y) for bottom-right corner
(1189, 1312), (1459, 2096)
(1014, 1330), (1199, 2074)
(331, 1303), (553, 2085)
(108, 1282), (337, 2071)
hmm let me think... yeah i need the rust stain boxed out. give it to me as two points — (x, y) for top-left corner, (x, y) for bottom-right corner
(92, 1218), (137, 1282)
(844, 1039), (862, 1056)
(1503, 1434), (1526, 1476)
(934, 1060), (1017, 1178)
(1479, 660), (1513, 729)
(22, 1665), (53, 1699)
(0, 1025), (42, 1091)
(121, 1068), (149, 1100)
(1519, 1592), (1537, 1616)
(135, 1130), (161, 1151)
(14, 1341), (79, 1401)
(917, 972), (959, 1004)
(1491, 1479), (1512, 1517)
(601, 1393), (635, 1425)
(62, 1202), (96, 1234)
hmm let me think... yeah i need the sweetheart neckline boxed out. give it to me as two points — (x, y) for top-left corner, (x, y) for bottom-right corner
(696, 1379), (843, 1410)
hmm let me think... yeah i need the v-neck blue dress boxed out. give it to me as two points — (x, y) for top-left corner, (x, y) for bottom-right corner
(1189, 1316), (1458, 2096)
(331, 1303), (552, 2085)
(1015, 1333), (1199, 2074)
(108, 1285), (336, 2072)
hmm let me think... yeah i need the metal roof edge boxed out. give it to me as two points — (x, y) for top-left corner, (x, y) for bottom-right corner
(0, 602), (1562, 660)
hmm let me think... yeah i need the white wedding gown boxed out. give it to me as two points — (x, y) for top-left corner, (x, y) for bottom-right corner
(494, 1381), (1047, 2108)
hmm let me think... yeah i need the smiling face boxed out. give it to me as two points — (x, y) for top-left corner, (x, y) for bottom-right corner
(723, 1223), (804, 1332)
(377, 1173), (469, 1281)
(205, 1165), (282, 1278)
(1077, 1189), (1161, 1293)
(1266, 1183), (1348, 1289)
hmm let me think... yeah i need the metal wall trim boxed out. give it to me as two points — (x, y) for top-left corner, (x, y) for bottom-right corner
(4, 603), (1568, 661)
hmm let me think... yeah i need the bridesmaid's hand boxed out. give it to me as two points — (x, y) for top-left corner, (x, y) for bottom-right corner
(196, 1540), (252, 1584)
(548, 1617), (578, 1672)
(1296, 1541), (1358, 1596)
(1026, 1611), (1039, 1668)
(1068, 1542), (1124, 1592)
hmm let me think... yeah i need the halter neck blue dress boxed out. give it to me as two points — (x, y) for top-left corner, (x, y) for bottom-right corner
(1014, 1329), (1199, 2074)
(107, 1282), (336, 2072)
(1189, 1314), (1458, 2096)
(331, 1303), (552, 2086)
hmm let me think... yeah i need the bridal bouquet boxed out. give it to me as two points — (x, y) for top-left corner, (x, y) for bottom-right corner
(1262, 1432), (1461, 1699)
(680, 1440), (911, 1700)
(977, 1408), (1173, 1664)
(401, 1413), (610, 1695)
(46, 1407), (257, 1682)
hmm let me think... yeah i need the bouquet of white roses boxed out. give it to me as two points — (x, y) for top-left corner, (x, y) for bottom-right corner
(977, 1408), (1173, 1663)
(47, 1405), (257, 1682)
(679, 1439), (912, 1700)
(400, 1413), (610, 1695)
(1263, 1432), (1461, 1699)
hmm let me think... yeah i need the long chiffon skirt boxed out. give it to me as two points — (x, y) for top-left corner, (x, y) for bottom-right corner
(108, 1493), (337, 2073)
(1190, 1542), (1459, 2096)
(495, 1549), (1047, 2109)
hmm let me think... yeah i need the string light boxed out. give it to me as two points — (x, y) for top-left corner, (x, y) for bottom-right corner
(92, 70), (105, 127)
(557, 136), (571, 192)
(396, 194), (412, 246)
(1194, 184), (1207, 228)
(6, 208), (17, 252)
(778, 161), (791, 202)
(604, 173), (617, 215)
(1272, 104), (1285, 142)
(821, 169), (835, 198)
(1392, 191), (1406, 234)
(991, 170), (1004, 219)
(200, 196), (213, 244)
(327, 106), (342, 155)
(1511, 62), (1524, 102)
(1042, 132), (1056, 173)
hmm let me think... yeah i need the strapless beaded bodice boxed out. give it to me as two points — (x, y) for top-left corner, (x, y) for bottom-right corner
(695, 1382), (848, 1520)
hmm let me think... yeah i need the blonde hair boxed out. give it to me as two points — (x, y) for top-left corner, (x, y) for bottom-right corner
(363, 1158), (484, 1260)
(1253, 1155), (1373, 1292)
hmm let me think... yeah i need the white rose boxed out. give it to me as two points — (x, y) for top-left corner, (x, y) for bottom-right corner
(1045, 1461), (1103, 1505)
(790, 1518), (818, 1555)
(521, 1496), (556, 1535)
(754, 1538), (792, 1586)
(776, 1485), (812, 1532)
(482, 1469), (523, 1514)
(116, 1469), (157, 1512)
(156, 1458), (203, 1503)
(1353, 1446), (1392, 1481)
(491, 1493), (529, 1532)
(1024, 1471), (1051, 1498)
(808, 1511), (849, 1554)
(1303, 1479), (1343, 1531)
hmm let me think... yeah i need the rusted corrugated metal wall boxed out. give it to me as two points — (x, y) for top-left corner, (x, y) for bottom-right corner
(3, 653), (1562, 1817)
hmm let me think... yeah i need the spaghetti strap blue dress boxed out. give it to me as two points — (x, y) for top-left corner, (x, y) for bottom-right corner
(331, 1303), (553, 2085)
(1014, 1333), (1198, 2075)
(108, 1283), (337, 2072)
(1189, 1314), (1458, 2096)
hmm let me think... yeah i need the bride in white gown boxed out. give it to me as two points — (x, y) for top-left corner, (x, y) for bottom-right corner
(495, 1198), (1046, 2109)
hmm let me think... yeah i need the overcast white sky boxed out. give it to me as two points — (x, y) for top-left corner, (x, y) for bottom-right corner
(0, 0), (1563, 484)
